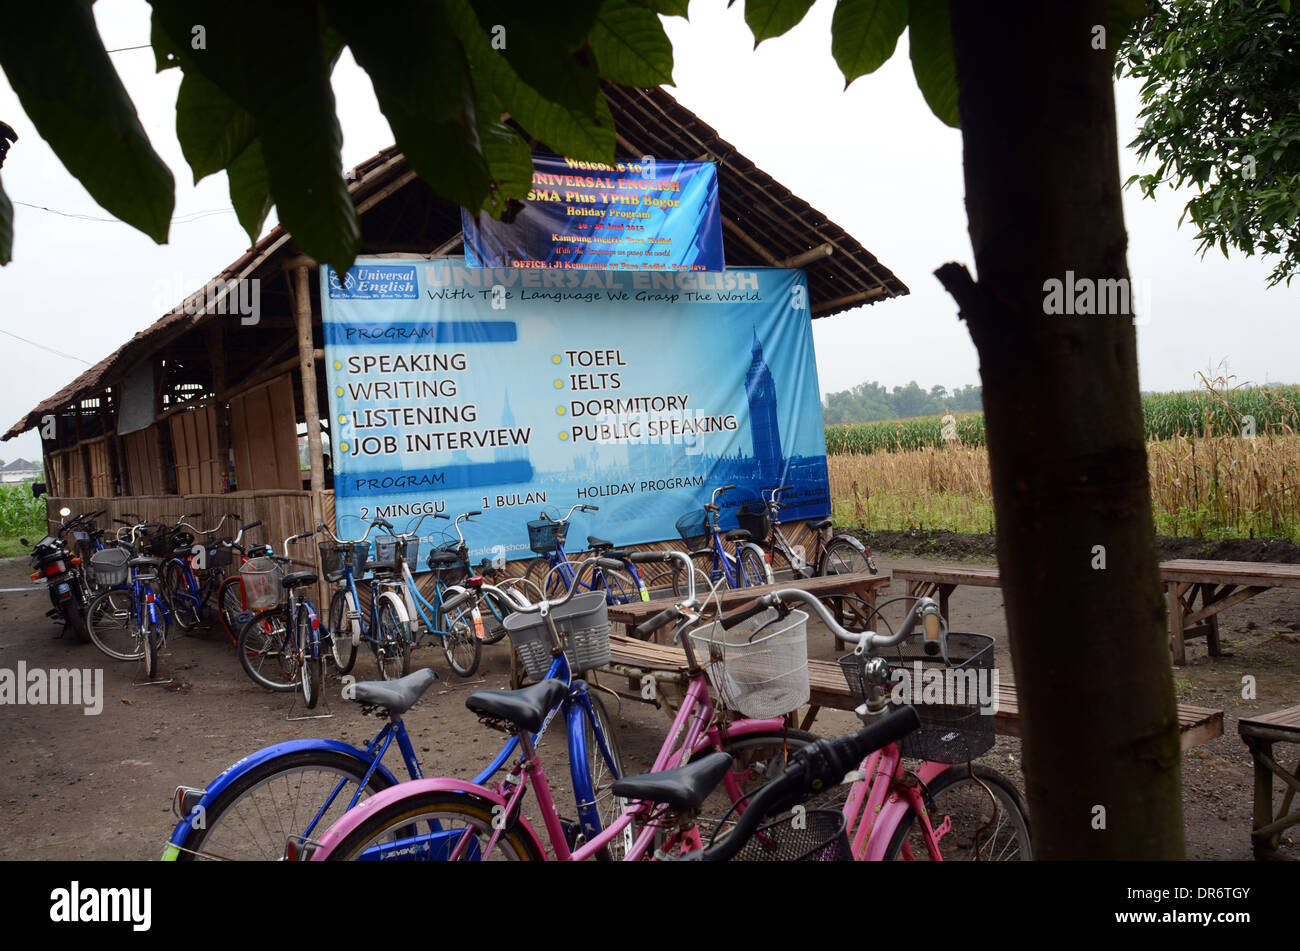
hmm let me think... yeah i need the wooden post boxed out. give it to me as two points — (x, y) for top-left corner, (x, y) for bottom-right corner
(208, 324), (233, 492)
(292, 264), (326, 544)
(1167, 581), (1187, 666)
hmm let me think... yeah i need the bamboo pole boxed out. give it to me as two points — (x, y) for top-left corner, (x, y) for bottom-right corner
(292, 265), (326, 531)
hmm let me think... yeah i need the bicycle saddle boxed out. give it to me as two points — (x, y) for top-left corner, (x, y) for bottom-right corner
(587, 535), (613, 550)
(724, 529), (751, 543)
(128, 555), (162, 569)
(427, 551), (461, 566)
(350, 668), (438, 716)
(810, 518), (833, 531)
(281, 570), (317, 589)
(465, 679), (569, 734)
(610, 752), (734, 811)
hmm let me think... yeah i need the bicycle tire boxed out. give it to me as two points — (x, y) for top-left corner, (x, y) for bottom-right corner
(298, 603), (323, 709)
(327, 588), (358, 674)
(174, 749), (398, 861)
(142, 610), (162, 678)
(525, 557), (569, 600)
(62, 592), (92, 644)
(373, 592), (411, 681)
(569, 692), (628, 860)
(596, 566), (639, 606)
(737, 546), (767, 589)
(171, 590), (201, 632)
(237, 609), (298, 692)
(162, 560), (194, 618)
(670, 555), (715, 599)
(439, 598), (481, 678)
(217, 576), (247, 644)
(884, 763), (1032, 861)
(86, 588), (145, 660)
(321, 789), (545, 861)
(692, 729), (819, 844)
(818, 536), (878, 642)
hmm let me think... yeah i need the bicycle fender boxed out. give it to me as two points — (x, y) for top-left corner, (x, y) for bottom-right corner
(307, 777), (546, 861)
(829, 533), (867, 554)
(162, 738), (402, 856)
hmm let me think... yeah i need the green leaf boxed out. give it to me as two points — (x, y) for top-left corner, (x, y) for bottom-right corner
(0, 173), (12, 265)
(831, 0), (908, 87)
(589, 0), (674, 85)
(907, 0), (958, 128)
(469, 0), (603, 115)
(449, 0), (615, 164)
(226, 139), (273, 246)
(150, 8), (182, 72)
(1106, 0), (1148, 47)
(745, 0), (816, 46)
(0, 5), (174, 243)
(176, 70), (257, 184)
(632, 0), (689, 16)
(323, 0), (491, 212)
(151, 1), (358, 272)
(475, 91), (535, 214)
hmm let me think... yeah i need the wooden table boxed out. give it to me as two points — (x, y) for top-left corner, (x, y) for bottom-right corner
(892, 560), (1300, 665)
(604, 570), (892, 642)
(602, 634), (1224, 751)
(1238, 705), (1300, 859)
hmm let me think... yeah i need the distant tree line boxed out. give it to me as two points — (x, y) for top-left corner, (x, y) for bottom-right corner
(821, 381), (984, 425)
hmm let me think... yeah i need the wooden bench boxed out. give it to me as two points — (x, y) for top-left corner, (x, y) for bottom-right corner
(605, 570), (891, 641)
(602, 634), (1224, 751)
(893, 560), (1300, 665)
(1238, 705), (1300, 858)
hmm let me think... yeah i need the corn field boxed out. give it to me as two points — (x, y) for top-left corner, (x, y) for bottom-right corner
(829, 433), (1300, 541)
(825, 384), (1300, 455)
(0, 482), (46, 539)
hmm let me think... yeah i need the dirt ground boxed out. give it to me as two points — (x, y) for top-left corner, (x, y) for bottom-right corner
(0, 544), (1296, 861)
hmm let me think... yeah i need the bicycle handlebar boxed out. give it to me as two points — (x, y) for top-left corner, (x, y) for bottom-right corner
(739, 589), (945, 653)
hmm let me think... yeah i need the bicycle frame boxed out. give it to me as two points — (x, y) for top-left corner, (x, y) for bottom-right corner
(839, 744), (950, 861)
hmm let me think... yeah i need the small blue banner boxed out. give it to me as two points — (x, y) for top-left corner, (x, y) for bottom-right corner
(462, 154), (725, 272)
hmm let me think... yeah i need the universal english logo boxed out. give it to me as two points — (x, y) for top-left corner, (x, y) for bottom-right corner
(0, 662), (103, 715)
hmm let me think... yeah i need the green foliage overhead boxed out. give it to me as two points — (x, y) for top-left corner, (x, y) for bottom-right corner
(1120, 0), (1300, 286)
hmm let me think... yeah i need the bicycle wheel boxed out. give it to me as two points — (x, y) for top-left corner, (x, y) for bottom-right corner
(321, 789), (544, 861)
(525, 557), (567, 599)
(142, 617), (158, 678)
(478, 590), (512, 645)
(569, 692), (629, 860)
(439, 599), (481, 678)
(173, 749), (398, 861)
(736, 546), (767, 588)
(298, 604), (323, 709)
(692, 729), (819, 844)
(170, 590), (202, 632)
(670, 553), (715, 599)
(327, 588), (358, 674)
(596, 566), (639, 605)
(162, 561), (197, 622)
(237, 609), (299, 692)
(884, 763), (1032, 861)
(819, 536), (875, 578)
(217, 576), (247, 644)
(373, 593), (411, 681)
(86, 588), (144, 660)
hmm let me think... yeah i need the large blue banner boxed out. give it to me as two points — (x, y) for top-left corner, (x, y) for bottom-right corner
(320, 258), (829, 566)
(461, 154), (724, 272)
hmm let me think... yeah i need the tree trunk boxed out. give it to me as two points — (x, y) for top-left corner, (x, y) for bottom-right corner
(944, 2), (1183, 858)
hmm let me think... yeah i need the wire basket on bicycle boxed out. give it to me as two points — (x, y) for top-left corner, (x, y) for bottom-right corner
(726, 808), (851, 862)
(526, 518), (567, 555)
(425, 531), (469, 584)
(838, 631), (996, 764)
(89, 547), (130, 587)
(137, 525), (173, 557)
(675, 509), (710, 549)
(735, 500), (771, 542)
(239, 557), (285, 610)
(689, 608), (810, 719)
(373, 535), (419, 570)
(503, 591), (610, 681)
(318, 541), (367, 583)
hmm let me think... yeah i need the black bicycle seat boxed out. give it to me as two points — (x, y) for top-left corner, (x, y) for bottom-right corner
(587, 536), (613, 550)
(350, 668), (438, 716)
(810, 518), (833, 531)
(282, 570), (317, 589)
(465, 679), (569, 734)
(724, 529), (751, 543)
(611, 752), (734, 811)
(428, 551), (461, 566)
(128, 555), (162, 569)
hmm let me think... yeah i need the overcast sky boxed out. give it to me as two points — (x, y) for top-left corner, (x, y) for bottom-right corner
(0, 1), (1296, 463)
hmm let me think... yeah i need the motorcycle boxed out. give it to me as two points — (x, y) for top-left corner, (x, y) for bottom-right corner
(21, 507), (103, 644)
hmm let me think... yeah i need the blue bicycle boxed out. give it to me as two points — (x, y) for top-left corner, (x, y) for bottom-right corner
(162, 555), (629, 861)
(672, 484), (769, 595)
(523, 503), (649, 605)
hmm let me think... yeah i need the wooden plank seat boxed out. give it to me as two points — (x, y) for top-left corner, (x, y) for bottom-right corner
(1238, 705), (1300, 858)
(603, 634), (1224, 751)
(605, 570), (891, 642)
(892, 560), (1300, 666)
